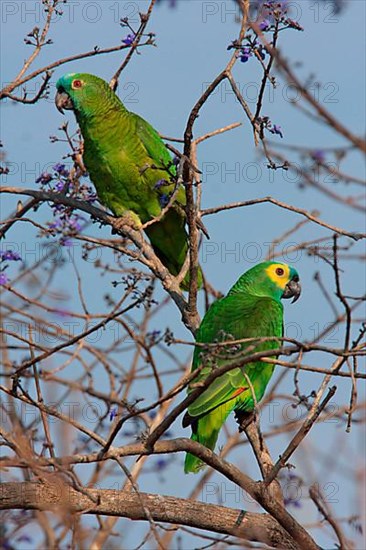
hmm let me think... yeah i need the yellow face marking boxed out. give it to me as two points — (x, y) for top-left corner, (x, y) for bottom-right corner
(265, 263), (290, 290)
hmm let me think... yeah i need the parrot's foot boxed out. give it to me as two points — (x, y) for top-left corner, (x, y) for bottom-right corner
(235, 410), (256, 432)
(113, 211), (142, 232)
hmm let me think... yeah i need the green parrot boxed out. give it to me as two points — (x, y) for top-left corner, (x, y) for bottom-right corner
(55, 73), (202, 288)
(183, 261), (301, 473)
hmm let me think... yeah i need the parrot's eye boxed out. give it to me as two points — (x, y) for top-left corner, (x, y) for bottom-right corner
(275, 267), (285, 276)
(72, 79), (83, 89)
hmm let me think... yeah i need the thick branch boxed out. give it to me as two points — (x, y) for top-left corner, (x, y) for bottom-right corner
(0, 482), (299, 549)
(0, 437), (320, 550)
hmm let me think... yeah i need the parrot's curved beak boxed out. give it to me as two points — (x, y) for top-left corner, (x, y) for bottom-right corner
(282, 276), (301, 303)
(55, 89), (73, 114)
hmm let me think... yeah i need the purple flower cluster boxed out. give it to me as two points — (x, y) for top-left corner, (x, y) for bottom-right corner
(159, 194), (170, 208)
(261, 1), (303, 31)
(0, 273), (9, 286)
(36, 163), (96, 202)
(311, 149), (326, 163)
(154, 179), (172, 208)
(36, 163), (97, 246)
(47, 206), (85, 247)
(53, 162), (70, 177)
(109, 408), (118, 421)
(0, 249), (22, 286)
(235, 2), (304, 62)
(154, 178), (169, 190)
(240, 46), (252, 63)
(155, 458), (168, 472)
(228, 40), (266, 63)
(0, 250), (21, 262)
(36, 163), (69, 190)
(282, 472), (303, 509)
(269, 124), (283, 138)
(257, 116), (284, 138)
(248, 0), (304, 36)
(259, 18), (271, 31)
(122, 33), (136, 46)
(146, 330), (162, 346)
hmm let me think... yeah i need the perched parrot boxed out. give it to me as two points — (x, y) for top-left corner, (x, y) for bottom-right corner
(55, 72), (202, 288)
(183, 261), (301, 473)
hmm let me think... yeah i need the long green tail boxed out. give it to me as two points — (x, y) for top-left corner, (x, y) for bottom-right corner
(145, 209), (203, 290)
(184, 430), (219, 474)
(184, 402), (234, 474)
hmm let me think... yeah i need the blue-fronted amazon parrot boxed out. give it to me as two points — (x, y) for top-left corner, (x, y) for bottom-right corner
(183, 261), (301, 473)
(55, 73), (202, 288)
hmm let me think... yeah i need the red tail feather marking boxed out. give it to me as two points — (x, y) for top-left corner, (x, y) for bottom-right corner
(232, 386), (248, 398)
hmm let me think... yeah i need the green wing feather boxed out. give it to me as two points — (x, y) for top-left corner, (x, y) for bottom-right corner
(131, 112), (197, 286)
(131, 112), (187, 206)
(133, 114), (175, 175)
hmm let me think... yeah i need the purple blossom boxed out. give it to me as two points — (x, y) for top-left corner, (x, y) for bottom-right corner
(259, 18), (271, 31)
(0, 272), (9, 285)
(52, 163), (70, 177)
(155, 458), (168, 471)
(0, 250), (22, 286)
(109, 408), (117, 421)
(311, 149), (326, 163)
(159, 193), (170, 208)
(61, 238), (73, 247)
(147, 330), (161, 345)
(240, 47), (252, 63)
(263, 0), (288, 13)
(154, 178), (169, 189)
(69, 218), (82, 232)
(238, 38), (267, 63)
(122, 33), (136, 46)
(47, 209), (84, 245)
(36, 161), (95, 244)
(36, 171), (53, 185)
(48, 219), (62, 230)
(283, 472), (303, 509)
(55, 180), (65, 192)
(269, 124), (283, 138)
(0, 250), (22, 262)
(254, 1), (304, 31)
